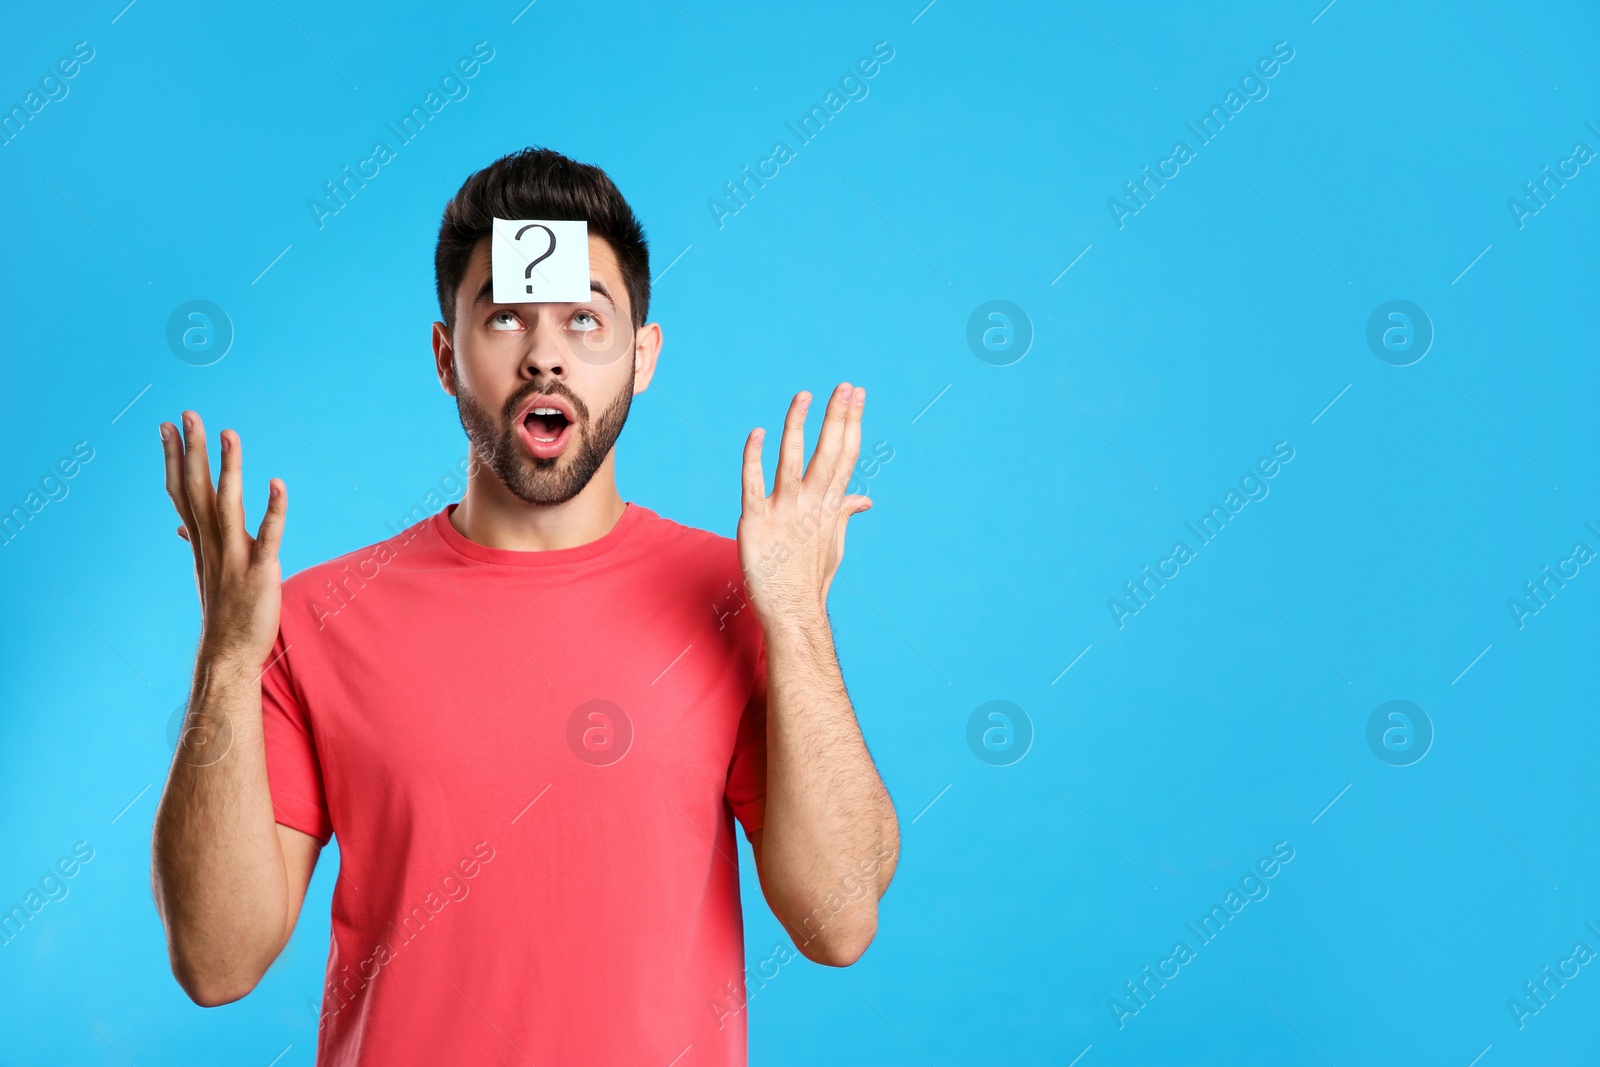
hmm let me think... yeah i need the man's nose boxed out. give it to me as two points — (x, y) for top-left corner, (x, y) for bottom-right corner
(520, 317), (567, 380)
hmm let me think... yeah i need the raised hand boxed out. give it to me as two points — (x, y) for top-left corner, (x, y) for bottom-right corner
(737, 383), (873, 629)
(160, 411), (286, 668)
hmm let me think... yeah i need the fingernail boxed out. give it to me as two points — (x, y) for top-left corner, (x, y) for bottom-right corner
(159, 424), (169, 442)
(221, 432), (231, 453)
(182, 413), (193, 431)
(855, 388), (866, 406)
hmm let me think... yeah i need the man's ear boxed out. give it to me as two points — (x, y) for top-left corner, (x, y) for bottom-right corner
(632, 321), (662, 395)
(432, 321), (457, 397)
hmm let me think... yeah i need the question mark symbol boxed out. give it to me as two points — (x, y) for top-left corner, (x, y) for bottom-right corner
(514, 224), (556, 295)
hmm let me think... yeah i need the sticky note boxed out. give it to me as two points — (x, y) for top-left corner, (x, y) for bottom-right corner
(491, 219), (590, 303)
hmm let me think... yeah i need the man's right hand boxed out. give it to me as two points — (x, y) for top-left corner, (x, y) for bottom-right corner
(154, 410), (316, 1009)
(160, 411), (286, 669)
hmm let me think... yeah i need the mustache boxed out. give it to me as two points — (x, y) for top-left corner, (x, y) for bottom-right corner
(502, 380), (588, 425)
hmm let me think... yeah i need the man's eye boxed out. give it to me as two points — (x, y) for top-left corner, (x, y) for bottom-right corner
(571, 311), (600, 332)
(489, 310), (523, 331)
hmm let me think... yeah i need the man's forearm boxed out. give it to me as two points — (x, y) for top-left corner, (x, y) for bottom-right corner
(151, 647), (291, 1004)
(758, 610), (899, 965)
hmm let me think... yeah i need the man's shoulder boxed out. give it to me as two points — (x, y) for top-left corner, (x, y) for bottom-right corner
(634, 504), (738, 565)
(636, 506), (759, 644)
(279, 513), (438, 603)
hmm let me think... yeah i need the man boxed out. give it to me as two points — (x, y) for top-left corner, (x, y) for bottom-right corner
(150, 147), (899, 1065)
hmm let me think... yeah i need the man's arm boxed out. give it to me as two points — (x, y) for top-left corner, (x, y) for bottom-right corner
(150, 412), (317, 1005)
(738, 383), (900, 967)
(152, 657), (322, 1004)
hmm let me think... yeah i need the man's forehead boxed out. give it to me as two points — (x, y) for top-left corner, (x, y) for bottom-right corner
(464, 233), (624, 316)
(462, 233), (623, 291)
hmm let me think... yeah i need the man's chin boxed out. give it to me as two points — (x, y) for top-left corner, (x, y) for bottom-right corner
(501, 446), (587, 504)
(505, 478), (581, 507)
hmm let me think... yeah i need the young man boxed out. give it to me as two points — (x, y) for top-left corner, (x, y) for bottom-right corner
(150, 147), (898, 1065)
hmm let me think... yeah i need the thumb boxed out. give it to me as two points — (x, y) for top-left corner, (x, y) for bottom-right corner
(830, 495), (873, 570)
(841, 494), (873, 517)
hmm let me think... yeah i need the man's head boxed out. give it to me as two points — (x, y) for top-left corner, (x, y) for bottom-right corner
(431, 147), (660, 506)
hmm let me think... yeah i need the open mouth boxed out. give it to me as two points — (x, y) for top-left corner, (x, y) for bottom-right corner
(514, 395), (577, 459)
(523, 406), (570, 442)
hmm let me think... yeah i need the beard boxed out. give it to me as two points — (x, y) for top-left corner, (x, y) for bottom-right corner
(453, 362), (635, 506)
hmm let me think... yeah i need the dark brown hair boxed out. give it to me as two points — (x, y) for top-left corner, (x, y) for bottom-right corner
(434, 147), (650, 330)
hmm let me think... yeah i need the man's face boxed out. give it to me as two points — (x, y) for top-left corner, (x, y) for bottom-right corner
(435, 235), (657, 506)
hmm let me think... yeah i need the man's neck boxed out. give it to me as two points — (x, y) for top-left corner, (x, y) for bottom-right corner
(449, 457), (626, 552)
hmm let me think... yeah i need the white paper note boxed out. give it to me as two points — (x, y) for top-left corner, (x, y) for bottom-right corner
(491, 218), (590, 303)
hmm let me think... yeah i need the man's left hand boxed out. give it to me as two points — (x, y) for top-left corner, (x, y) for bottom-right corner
(737, 382), (873, 631)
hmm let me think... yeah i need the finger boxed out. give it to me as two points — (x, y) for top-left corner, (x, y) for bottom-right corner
(834, 386), (865, 496)
(829, 495), (873, 580)
(805, 382), (852, 492)
(254, 478), (288, 561)
(740, 428), (767, 510)
(161, 422), (198, 527)
(773, 391), (811, 498)
(839, 493), (873, 518)
(180, 411), (219, 536)
(162, 422), (205, 576)
(215, 428), (249, 563)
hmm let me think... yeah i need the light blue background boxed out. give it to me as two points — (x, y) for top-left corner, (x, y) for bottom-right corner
(2, 0), (1596, 1063)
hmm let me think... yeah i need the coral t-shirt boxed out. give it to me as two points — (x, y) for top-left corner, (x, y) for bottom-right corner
(260, 502), (769, 1065)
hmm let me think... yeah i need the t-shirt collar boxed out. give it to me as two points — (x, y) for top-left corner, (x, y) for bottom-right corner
(432, 501), (646, 567)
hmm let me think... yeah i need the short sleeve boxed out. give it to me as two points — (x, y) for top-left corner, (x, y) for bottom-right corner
(260, 628), (334, 845)
(724, 636), (768, 841)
